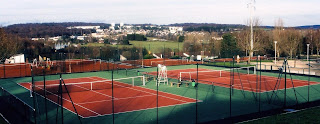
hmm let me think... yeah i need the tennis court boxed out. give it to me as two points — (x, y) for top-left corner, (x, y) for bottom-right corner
(3, 63), (320, 124)
(18, 76), (197, 118)
(148, 68), (320, 93)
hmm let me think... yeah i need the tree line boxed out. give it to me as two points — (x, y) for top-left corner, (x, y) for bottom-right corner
(0, 27), (148, 63)
(182, 18), (320, 59)
(4, 22), (110, 38)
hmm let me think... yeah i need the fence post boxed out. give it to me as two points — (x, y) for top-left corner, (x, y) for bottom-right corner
(156, 66), (159, 124)
(31, 66), (37, 124)
(112, 67), (115, 124)
(196, 63), (199, 123)
(43, 69), (48, 124)
(284, 59), (287, 108)
(3, 64), (5, 78)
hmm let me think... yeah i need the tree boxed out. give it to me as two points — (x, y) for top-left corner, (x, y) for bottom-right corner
(183, 33), (202, 55)
(236, 18), (271, 61)
(272, 18), (286, 58)
(127, 34), (147, 41)
(283, 28), (302, 59)
(314, 30), (320, 55)
(220, 33), (239, 58)
(104, 39), (109, 44)
(236, 27), (250, 56)
(305, 30), (320, 55)
(178, 36), (185, 42)
(0, 28), (21, 62)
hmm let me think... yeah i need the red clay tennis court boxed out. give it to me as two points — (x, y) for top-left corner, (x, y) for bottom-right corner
(148, 68), (320, 93)
(18, 76), (197, 118)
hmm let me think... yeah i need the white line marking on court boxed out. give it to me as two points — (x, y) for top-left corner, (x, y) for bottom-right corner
(91, 76), (195, 103)
(77, 94), (156, 105)
(168, 68), (320, 93)
(17, 83), (87, 118)
(18, 83), (101, 117)
(72, 83), (113, 98)
(82, 100), (199, 118)
(19, 76), (199, 118)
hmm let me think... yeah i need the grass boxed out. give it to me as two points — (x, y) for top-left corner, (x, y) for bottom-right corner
(242, 106), (320, 123)
(84, 41), (183, 53)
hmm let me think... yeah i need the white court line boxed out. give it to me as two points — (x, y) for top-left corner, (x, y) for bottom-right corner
(76, 76), (199, 118)
(90, 76), (197, 103)
(71, 83), (113, 98)
(82, 100), (198, 118)
(172, 68), (320, 94)
(186, 69), (320, 93)
(31, 83), (101, 116)
(166, 69), (268, 92)
(260, 83), (320, 93)
(77, 94), (155, 105)
(18, 83), (86, 118)
(226, 76), (305, 93)
(20, 76), (198, 118)
(34, 76), (113, 98)
(33, 76), (100, 84)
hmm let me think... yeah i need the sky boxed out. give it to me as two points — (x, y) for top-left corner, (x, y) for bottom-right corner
(1, 0), (320, 27)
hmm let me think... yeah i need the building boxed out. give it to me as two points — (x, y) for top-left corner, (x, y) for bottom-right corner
(67, 26), (100, 29)
(55, 42), (69, 50)
(169, 27), (183, 34)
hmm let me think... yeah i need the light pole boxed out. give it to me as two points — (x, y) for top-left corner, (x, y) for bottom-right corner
(248, 0), (255, 57)
(274, 41), (277, 64)
(307, 44), (310, 61)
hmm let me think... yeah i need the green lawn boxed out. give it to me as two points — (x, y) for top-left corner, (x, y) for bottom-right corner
(242, 107), (320, 123)
(84, 41), (183, 53)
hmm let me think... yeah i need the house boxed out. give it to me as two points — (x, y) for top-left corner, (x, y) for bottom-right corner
(169, 27), (183, 34)
(67, 26), (100, 29)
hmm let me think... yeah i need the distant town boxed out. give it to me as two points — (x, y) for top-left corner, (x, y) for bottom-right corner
(28, 23), (227, 50)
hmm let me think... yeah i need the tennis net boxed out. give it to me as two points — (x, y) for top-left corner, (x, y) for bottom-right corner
(31, 76), (145, 94)
(179, 66), (256, 81)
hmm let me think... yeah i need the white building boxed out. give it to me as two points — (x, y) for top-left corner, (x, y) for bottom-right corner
(91, 33), (106, 38)
(55, 42), (69, 50)
(70, 35), (86, 40)
(49, 36), (61, 41)
(169, 27), (183, 34)
(67, 26), (100, 29)
(31, 38), (45, 41)
(5, 54), (25, 64)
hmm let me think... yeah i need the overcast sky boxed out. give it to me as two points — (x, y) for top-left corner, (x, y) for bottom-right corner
(1, 0), (319, 26)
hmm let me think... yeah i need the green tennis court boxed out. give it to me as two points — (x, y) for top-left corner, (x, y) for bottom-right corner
(2, 64), (320, 124)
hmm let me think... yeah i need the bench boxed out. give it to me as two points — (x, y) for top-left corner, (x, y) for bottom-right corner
(185, 82), (191, 87)
(170, 82), (182, 87)
(180, 81), (190, 87)
(145, 75), (156, 82)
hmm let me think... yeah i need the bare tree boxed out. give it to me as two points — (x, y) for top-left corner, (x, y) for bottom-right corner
(283, 28), (302, 59)
(305, 30), (320, 55)
(236, 18), (270, 59)
(183, 32), (202, 55)
(315, 30), (320, 55)
(272, 18), (286, 58)
(0, 28), (21, 62)
(236, 27), (250, 56)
